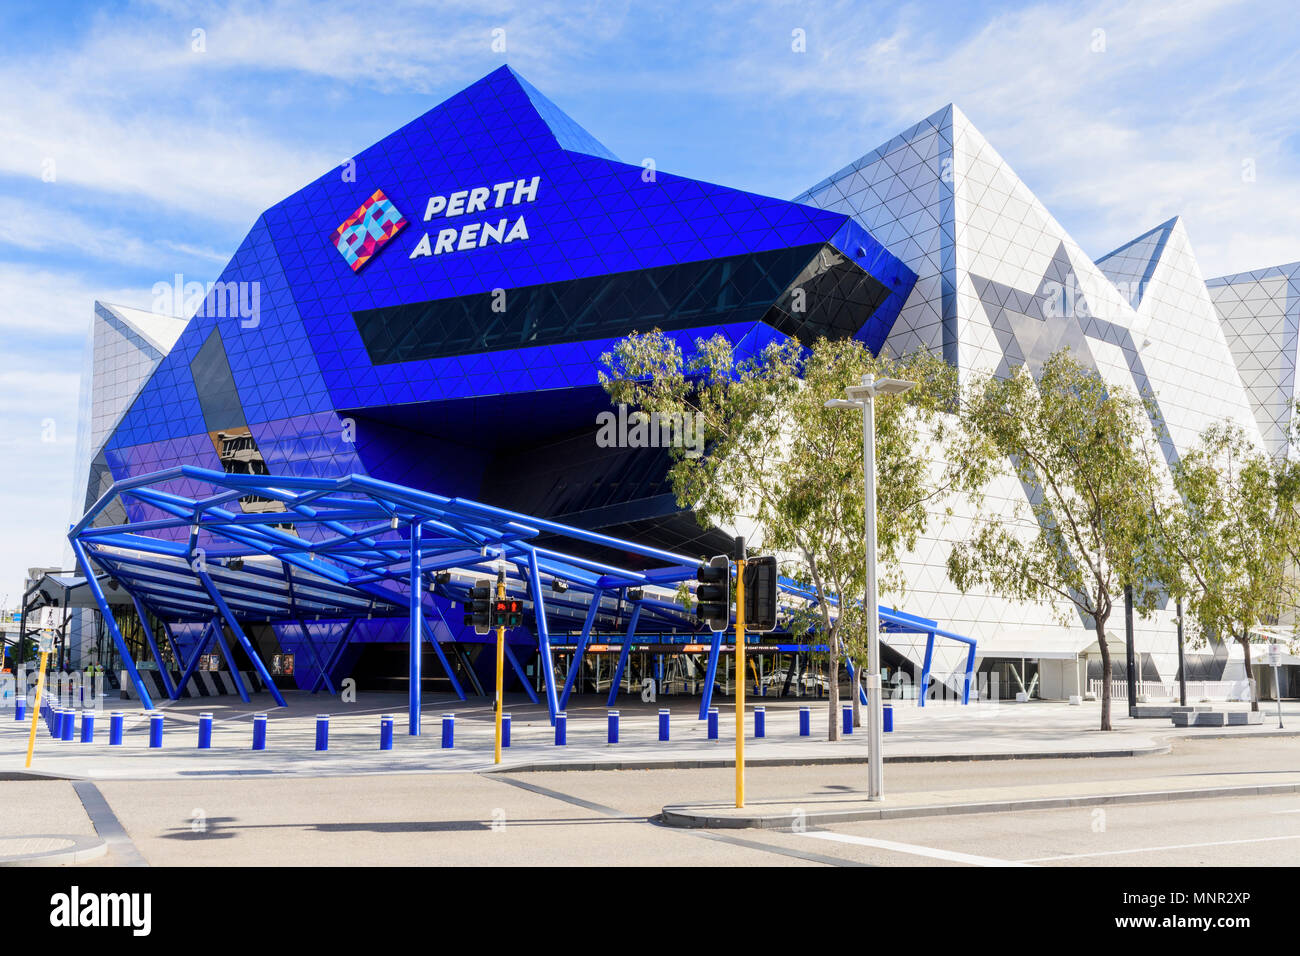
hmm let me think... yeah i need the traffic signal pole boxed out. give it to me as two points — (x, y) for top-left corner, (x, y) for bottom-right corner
(25, 649), (49, 768)
(494, 571), (505, 765)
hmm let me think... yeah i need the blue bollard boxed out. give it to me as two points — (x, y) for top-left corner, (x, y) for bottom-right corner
(380, 715), (394, 750)
(843, 704), (853, 735)
(148, 712), (163, 748)
(198, 713), (213, 749)
(555, 711), (567, 746)
(62, 710), (75, 742)
(14, 697), (25, 721)
(707, 706), (719, 740)
(754, 705), (766, 738)
(315, 715), (330, 751)
(883, 704), (894, 733)
(441, 713), (454, 749)
(658, 708), (670, 741)
(502, 713), (511, 748)
(799, 705), (811, 737)
(252, 714), (267, 750)
(53, 708), (65, 740)
(109, 711), (124, 746)
(80, 711), (94, 743)
(607, 710), (619, 744)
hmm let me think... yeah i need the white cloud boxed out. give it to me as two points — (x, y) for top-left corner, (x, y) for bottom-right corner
(0, 198), (229, 269)
(724, 0), (1300, 276)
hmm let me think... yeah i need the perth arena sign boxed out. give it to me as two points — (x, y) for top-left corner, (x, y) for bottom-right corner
(408, 175), (540, 258)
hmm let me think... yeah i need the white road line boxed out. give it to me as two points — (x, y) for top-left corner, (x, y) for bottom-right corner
(1271, 809), (1300, 814)
(799, 830), (1032, 867)
(1020, 833), (1300, 862)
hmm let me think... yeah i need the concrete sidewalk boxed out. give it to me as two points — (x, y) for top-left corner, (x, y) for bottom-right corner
(661, 770), (1300, 828)
(3, 690), (1296, 781)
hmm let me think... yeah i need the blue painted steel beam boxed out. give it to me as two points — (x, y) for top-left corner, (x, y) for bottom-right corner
(128, 591), (178, 699)
(964, 642), (976, 705)
(525, 550), (560, 723)
(408, 521), (422, 735)
(419, 616), (466, 702)
(607, 599), (644, 707)
(918, 631), (936, 708)
(844, 655), (869, 706)
(207, 618), (250, 703)
(173, 619), (216, 695)
(698, 630), (724, 720)
(68, 536), (155, 709)
(159, 620), (183, 667)
(309, 619), (357, 693)
(503, 641), (540, 705)
(197, 569), (287, 706)
(560, 586), (603, 710)
(296, 620), (334, 695)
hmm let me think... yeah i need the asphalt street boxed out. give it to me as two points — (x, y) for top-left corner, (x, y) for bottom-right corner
(8, 736), (1297, 866)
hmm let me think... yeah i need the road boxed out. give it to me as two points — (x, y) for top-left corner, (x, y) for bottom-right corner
(8, 736), (1299, 866)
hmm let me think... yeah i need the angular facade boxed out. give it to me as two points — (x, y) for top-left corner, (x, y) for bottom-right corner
(796, 104), (1279, 690)
(79, 66), (917, 691)
(1207, 261), (1300, 458)
(74, 68), (1295, 697)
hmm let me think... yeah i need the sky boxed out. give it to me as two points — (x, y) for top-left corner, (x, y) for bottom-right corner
(1, 0), (1298, 604)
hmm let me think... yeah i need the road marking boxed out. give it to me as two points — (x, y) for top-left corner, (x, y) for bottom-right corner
(493, 775), (867, 867)
(1272, 809), (1300, 813)
(799, 829), (1030, 867)
(1021, 833), (1300, 862)
(72, 780), (148, 867)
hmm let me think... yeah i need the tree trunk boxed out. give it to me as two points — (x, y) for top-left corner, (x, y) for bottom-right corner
(827, 653), (840, 741)
(1096, 614), (1112, 732)
(1241, 636), (1258, 712)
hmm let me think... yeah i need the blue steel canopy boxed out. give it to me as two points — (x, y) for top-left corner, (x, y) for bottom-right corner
(70, 467), (975, 725)
(69, 466), (709, 723)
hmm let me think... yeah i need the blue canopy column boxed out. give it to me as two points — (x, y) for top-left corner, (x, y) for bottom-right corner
(197, 569), (287, 707)
(607, 597), (644, 707)
(409, 520), (422, 735)
(526, 549), (560, 723)
(128, 591), (177, 700)
(560, 587), (603, 710)
(69, 537), (155, 710)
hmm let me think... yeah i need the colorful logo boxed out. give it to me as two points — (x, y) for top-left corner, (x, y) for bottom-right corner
(332, 189), (407, 272)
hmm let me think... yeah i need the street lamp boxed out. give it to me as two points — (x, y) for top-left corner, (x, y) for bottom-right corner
(826, 373), (915, 801)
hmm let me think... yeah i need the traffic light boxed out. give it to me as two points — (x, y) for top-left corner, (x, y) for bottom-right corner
(743, 555), (778, 633)
(491, 597), (525, 628)
(464, 579), (493, 634)
(695, 555), (731, 631)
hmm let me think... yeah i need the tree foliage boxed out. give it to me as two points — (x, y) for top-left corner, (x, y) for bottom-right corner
(600, 331), (978, 737)
(947, 350), (1165, 730)
(1153, 420), (1295, 708)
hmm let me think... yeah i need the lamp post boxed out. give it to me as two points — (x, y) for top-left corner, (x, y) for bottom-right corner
(1175, 598), (1186, 708)
(826, 373), (915, 801)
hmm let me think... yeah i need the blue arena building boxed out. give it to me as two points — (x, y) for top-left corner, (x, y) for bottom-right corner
(65, 61), (1289, 719)
(57, 65), (947, 722)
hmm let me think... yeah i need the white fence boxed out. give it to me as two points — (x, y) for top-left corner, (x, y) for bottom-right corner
(1087, 679), (1251, 702)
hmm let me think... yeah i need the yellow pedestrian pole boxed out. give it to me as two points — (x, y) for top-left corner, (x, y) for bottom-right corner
(494, 577), (505, 765)
(735, 557), (745, 809)
(25, 650), (50, 769)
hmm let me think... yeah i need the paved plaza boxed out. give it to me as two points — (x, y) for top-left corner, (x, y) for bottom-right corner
(5, 690), (1297, 781)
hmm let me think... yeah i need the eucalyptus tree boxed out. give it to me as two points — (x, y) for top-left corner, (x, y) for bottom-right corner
(947, 351), (1165, 731)
(1154, 420), (1294, 710)
(600, 331), (977, 739)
